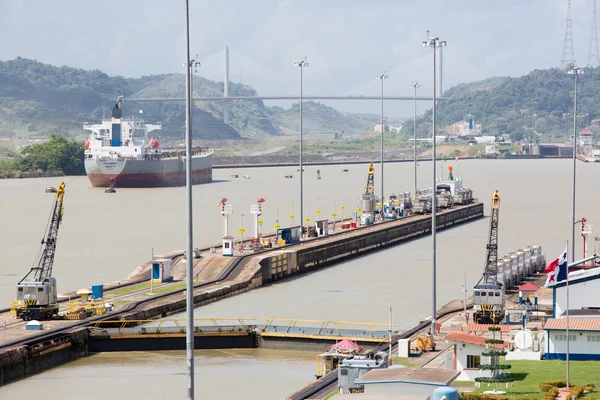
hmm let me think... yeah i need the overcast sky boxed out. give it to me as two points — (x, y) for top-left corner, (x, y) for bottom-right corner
(0, 0), (593, 117)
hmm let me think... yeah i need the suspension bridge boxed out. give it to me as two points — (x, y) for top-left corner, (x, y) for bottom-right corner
(127, 47), (447, 103)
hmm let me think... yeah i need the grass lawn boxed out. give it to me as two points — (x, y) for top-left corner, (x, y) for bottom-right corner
(468, 360), (600, 398)
(108, 281), (153, 296)
(391, 356), (421, 368)
(153, 281), (200, 295)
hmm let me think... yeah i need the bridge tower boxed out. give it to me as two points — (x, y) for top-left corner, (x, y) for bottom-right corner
(588, 0), (600, 68)
(561, 0), (576, 69)
(224, 46), (230, 124)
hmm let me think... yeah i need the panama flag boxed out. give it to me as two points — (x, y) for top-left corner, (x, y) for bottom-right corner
(545, 245), (568, 287)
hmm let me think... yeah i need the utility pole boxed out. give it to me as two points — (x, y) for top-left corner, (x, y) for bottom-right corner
(423, 35), (447, 334)
(410, 81), (420, 197)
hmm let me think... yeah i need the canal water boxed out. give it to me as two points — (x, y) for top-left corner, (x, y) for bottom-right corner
(0, 159), (598, 398)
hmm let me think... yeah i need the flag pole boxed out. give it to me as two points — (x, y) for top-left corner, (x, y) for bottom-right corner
(566, 240), (570, 389)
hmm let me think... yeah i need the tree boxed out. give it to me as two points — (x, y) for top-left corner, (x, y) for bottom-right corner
(19, 134), (85, 175)
(474, 326), (514, 393)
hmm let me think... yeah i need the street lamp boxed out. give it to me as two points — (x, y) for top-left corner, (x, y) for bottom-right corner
(566, 65), (583, 389)
(183, 1), (200, 398)
(294, 58), (309, 235)
(376, 72), (388, 210)
(410, 81), (421, 197)
(423, 35), (447, 334)
(240, 213), (246, 252)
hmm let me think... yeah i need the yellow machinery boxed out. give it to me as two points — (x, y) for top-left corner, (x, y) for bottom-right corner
(64, 289), (112, 320)
(414, 332), (436, 352)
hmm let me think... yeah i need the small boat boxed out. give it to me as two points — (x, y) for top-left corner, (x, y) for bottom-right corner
(105, 187), (116, 193)
(242, 175), (251, 179)
(342, 169), (349, 172)
(285, 175), (293, 178)
(230, 174), (239, 178)
(45, 187), (57, 193)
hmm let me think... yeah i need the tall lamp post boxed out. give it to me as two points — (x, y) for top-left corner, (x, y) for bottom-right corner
(567, 65), (583, 389)
(422, 36), (447, 334)
(183, 1), (200, 398)
(410, 81), (421, 196)
(294, 58), (309, 235)
(376, 72), (388, 210)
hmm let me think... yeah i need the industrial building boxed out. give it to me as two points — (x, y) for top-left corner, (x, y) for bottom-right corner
(445, 331), (509, 381)
(544, 314), (600, 360)
(552, 268), (600, 317)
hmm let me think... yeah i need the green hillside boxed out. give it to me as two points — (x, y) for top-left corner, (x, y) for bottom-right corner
(269, 101), (379, 137)
(403, 67), (600, 142)
(0, 58), (278, 140)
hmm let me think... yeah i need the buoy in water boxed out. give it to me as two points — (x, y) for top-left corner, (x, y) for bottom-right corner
(45, 187), (57, 193)
(105, 187), (116, 193)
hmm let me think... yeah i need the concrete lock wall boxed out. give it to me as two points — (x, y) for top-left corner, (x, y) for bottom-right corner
(296, 203), (483, 270)
(0, 327), (88, 386)
(260, 252), (298, 283)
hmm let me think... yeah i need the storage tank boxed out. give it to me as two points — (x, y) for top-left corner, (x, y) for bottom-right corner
(433, 387), (458, 400)
(517, 251), (525, 277)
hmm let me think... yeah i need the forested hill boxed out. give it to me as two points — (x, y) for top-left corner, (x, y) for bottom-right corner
(405, 67), (600, 141)
(0, 57), (278, 139)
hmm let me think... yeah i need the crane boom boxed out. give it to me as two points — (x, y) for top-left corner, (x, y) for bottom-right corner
(363, 162), (375, 196)
(483, 190), (500, 285)
(19, 182), (65, 283)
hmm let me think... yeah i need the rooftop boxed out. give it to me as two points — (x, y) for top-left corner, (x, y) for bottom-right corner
(465, 324), (511, 333)
(354, 367), (459, 385)
(518, 282), (538, 291)
(446, 331), (508, 349)
(544, 318), (600, 331)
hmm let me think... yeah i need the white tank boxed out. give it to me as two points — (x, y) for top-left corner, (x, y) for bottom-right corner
(517, 251), (525, 278)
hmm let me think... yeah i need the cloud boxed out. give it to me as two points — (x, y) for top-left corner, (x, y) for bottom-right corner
(0, 0), (592, 115)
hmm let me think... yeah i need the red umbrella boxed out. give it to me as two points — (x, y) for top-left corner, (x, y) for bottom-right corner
(328, 338), (363, 352)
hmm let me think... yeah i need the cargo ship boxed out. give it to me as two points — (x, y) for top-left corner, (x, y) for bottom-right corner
(83, 96), (212, 188)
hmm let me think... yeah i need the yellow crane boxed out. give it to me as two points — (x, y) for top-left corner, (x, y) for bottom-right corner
(16, 182), (65, 321)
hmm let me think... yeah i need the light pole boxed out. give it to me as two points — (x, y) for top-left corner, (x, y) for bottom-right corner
(376, 72), (388, 212)
(423, 35), (447, 334)
(567, 65), (583, 389)
(410, 81), (421, 196)
(295, 58), (309, 235)
(240, 213), (246, 252)
(183, 1), (200, 398)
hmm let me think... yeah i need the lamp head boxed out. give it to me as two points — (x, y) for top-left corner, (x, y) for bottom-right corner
(568, 66), (584, 75)
(294, 58), (309, 68)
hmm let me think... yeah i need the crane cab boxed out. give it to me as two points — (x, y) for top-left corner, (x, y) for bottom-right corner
(473, 283), (505, 324)
(17, 277), (57, 307)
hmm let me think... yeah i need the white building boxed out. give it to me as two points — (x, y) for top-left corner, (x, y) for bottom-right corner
(544, 316), (600, 360)
(551, 267), (600, 318)
(445, 331), (509, 381)
(353, 368), (459, 396)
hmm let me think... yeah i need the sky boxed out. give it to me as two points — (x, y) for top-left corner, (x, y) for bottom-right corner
(0, 0), (593, 117)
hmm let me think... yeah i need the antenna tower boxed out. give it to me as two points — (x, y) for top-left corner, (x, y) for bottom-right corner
(561, 0), (576, 69)
(589, 0), (600, 67)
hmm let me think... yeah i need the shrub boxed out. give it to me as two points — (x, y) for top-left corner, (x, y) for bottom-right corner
(539, 381), (568, 392)
(545, 387), (559, 400)
(584, 383), (596, 392)
(569, 386), (584, 399)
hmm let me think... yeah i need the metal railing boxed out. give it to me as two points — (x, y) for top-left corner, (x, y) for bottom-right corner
(89, 318), (402, 340)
